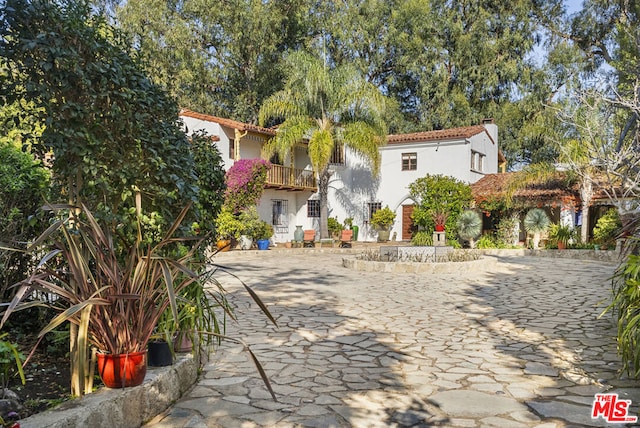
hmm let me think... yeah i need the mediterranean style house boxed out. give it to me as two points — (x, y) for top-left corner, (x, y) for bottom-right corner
(180, 109), (504, 243)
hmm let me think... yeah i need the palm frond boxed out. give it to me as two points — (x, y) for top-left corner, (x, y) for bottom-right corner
(308, 129), (334, 172)
(341, 121), (385, 173)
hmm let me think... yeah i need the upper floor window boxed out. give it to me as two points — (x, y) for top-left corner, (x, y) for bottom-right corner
(307, 200), (320, 218)
(471, 150), (485, 172)
(329, 143), (345, 165)
(229, 138), (235, 160)
(402, 152), (417, 171)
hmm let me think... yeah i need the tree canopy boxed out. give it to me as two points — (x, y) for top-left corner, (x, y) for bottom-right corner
(107, 0), (581, 168)
(1, 0), (199, 237)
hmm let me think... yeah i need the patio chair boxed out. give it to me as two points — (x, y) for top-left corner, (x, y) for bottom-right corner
(303, 229), (316, 247)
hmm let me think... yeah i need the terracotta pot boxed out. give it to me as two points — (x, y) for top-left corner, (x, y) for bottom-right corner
(97, 351), (147, 388)
(435, 224), (445, 232)
(557, 241), (567, 250)
(216, 239), (231, 252)
(173, 331), (194, 353)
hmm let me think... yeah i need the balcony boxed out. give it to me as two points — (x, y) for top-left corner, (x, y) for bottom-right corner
(266, 164), (317, 191)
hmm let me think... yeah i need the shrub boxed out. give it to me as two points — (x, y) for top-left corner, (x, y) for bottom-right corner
(593, 208), (622, 247)
(224, 159), (271, 213)
(496, 214), (520, 246)
(548, 224), (575, 246)
(327, 217), (343, 237)
(476, 234), (498, 249)
(238, 206), (263, 239)
(254, 221), (274, 240)
(408, 174), (473, 234)
(411, 231), (433, 246)
(371, 206), (396, 229)
(191, 131), (226, 244)
(215, 207), (244, 240)
(607, 254), (640, 376)
(0, 143), (50, 300)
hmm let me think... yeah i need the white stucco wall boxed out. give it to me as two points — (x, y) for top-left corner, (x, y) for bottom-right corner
(182, 113), (501, 243)
(322, 124), (500, 242)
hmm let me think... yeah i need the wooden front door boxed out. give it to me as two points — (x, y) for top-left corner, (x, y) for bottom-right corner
(402, 205), (414, 241)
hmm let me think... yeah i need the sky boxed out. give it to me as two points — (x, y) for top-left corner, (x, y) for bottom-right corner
(565, 0), (583, 15)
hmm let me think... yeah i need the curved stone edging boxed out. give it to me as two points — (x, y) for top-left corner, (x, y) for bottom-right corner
(20, 355), (198, 428)
(342, 256), (497, 274)
(478, 248), (622, 263)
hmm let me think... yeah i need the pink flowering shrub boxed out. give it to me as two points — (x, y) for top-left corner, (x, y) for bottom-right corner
(224, 158), (271, 213)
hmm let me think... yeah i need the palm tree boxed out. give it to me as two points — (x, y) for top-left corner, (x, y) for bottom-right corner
(258, 52), (387, 239)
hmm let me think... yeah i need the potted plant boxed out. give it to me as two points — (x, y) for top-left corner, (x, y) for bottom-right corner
(238, 207), (262, 250)
(593, 208), (622, 250)
(254, 220), (274, 250)
(432, 209), (449, 232)
(0, 204), (202, 389)
(549, 223), (574, 250)
(524, 208), (551, 249)
(344, 217), (359, 241)
(456, 210), (482, 248)
(327, 217), (343, 240)
(371, 206), (396, 242)
(215, 206), (243, 251)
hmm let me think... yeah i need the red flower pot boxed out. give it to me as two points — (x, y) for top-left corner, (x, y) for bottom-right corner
(435, 225), (445, 232)
(97, 351), (147, 388)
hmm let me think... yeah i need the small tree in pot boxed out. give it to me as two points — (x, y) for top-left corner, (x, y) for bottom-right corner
(371, 206), (396, 242)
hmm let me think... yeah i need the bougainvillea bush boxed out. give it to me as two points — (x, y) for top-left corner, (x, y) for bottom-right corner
(224, 159), (271, 213)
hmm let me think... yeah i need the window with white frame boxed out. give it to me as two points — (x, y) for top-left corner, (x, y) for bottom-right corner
(272, 199), (288, 226)
(471, 150), (485, 172)
(402, 152), (417, 171)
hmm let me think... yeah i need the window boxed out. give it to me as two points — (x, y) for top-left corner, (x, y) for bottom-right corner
(272, 199), (288, 226)
(229, 138), (235, 160)
(307, 200), (320, 218)
(368, 202), (382, 221)
(471, 150), (485, 172)
(329, 143), (345, 165)
(402, 152), (417, 171)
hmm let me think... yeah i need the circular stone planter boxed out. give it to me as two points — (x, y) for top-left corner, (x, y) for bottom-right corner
(342, 256), (497, 274)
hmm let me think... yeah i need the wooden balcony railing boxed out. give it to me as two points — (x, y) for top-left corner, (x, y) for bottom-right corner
(266, 164), (317, 191)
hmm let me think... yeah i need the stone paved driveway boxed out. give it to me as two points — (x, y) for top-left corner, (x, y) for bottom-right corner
(146, 252), (639, 427)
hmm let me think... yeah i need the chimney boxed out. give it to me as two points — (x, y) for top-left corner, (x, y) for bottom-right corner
(481, 118), (495, 125)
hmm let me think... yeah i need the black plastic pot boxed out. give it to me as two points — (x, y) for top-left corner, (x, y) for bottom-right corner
(148, 340), (173, 367)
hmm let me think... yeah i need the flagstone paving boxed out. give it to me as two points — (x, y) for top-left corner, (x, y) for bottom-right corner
(146, 252), (639, 427)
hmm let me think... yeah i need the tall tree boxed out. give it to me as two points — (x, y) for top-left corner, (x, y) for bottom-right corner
(258, 52), (388, 239)
(116, 0), (309, 122)
(1, 0), (198, 232)
(311, 0), (566, 166)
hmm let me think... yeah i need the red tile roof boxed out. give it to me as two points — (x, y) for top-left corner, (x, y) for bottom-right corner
(387, 125), (491, 144)
(471, 172), (580, 204)
(180, 109), (276, 136)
